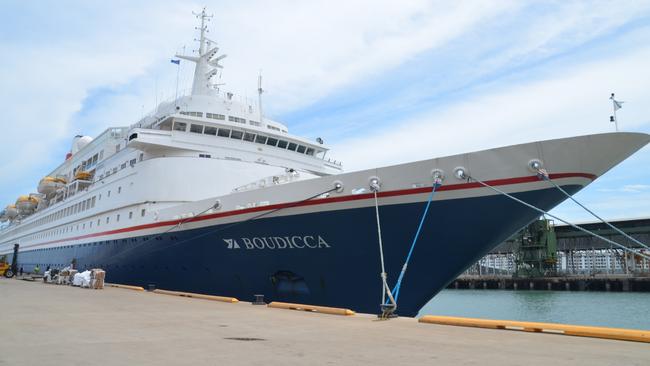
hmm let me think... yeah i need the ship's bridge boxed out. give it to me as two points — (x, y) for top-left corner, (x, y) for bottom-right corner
(126, 8), (342, 176)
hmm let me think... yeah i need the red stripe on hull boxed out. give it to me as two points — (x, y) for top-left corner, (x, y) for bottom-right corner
(24, 172), (595, 248)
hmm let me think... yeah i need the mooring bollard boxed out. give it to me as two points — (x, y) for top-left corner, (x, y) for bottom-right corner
(148, 284), (156, 292)
(253, 294), (266, 305)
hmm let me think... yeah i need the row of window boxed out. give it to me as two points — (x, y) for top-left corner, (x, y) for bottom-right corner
(98, 155), (141, 181)
(229, 116), (246, 124)
(21, 173), (137, 236)
(173, 121), (316, 156)
(180, 111), (205, 117)
(180, 111), (286, 132)
(31, 196), (97, 229)
(26, 209), (146, 242)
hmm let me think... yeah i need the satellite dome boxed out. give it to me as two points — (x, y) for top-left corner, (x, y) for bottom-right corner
(71, 135), (93, 154)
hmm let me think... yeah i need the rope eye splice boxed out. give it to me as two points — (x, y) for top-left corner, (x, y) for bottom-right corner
(372, 173), (444, 320)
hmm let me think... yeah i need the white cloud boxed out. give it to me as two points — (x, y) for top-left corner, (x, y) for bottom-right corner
(332, 44), (650, 171)
(552, 191), (650, 222)
(598, 184), (650, 193)
(210, 0), (519, 113)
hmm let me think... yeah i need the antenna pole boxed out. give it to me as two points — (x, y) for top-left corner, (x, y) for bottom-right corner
(154, 77), (158, 113)
(610, 93), (619, 132)
(258, 71), (264, 124)
(174, 59), (180, 105)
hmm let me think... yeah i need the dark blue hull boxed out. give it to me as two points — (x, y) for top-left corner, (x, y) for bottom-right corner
(11, 185), (580, 316)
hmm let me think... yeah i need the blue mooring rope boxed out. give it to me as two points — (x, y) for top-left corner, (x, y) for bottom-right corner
(389, 180), (441, 304)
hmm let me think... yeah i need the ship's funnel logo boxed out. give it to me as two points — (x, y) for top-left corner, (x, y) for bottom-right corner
(223, 238), (240, 249)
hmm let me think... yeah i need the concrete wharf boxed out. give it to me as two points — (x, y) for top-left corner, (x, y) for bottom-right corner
(1, 278), (649, 366)
(451, 274), (650, 291)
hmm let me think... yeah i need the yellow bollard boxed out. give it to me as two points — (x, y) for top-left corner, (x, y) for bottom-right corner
(152, 289), (238, 303)
(418, 315), (649, 343)
(268, 301), (355, 316)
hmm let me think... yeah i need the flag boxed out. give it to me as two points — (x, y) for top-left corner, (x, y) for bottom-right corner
(613, 100), (624, 111)
(171, 59), (180, 65)
(610, 94), (623, 111)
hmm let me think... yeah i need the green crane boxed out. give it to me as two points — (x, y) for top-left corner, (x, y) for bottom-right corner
(514, 219), (558, 277)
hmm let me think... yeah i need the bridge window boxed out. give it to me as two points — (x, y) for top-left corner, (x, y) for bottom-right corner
(306, 148), (315, 156)
(297, 145), (306, 154)
(204, 126), (217, 136)
(249, 120), (261, 127)
(206, 113), (225, 120)
(277, 140), (288, 149)
(255, 135), (267, 144)
(180, 111), (203, 117)
(287, 142), (297, 151)
(190, 124), (204, 134)
(217, 128), (231, 137)
(243, 132), (255, 142)
(266, 137), (278, 147)
(230, 130), (243, 140)
(173, 122), (187, 132)
(228, 116), (246, 124)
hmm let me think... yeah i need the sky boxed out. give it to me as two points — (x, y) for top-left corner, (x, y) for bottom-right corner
(1, 0), (649, 223)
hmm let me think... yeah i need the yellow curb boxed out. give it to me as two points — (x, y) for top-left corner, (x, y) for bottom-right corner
(268, 301), (355, 316)
(419, 315), (649, 343)
(106, 283), (145, 291)
(152, 289), (238, 303)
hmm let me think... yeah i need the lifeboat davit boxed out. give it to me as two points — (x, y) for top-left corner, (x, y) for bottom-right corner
(38, 176), (67, 195)
(5, 204), (18, 219)
(16, 195), (39, 215)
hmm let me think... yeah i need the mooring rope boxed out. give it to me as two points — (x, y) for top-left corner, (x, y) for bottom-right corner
(371, 181), (397, 316)
(390, 178), (442, 304)
(535, 168), (650, 251)
(466, 174), (650, 261)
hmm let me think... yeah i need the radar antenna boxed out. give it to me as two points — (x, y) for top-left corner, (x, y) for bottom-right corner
(258, 71), (264, 124)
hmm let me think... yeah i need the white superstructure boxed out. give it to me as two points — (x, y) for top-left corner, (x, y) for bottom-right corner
(0, 8), (341, 252)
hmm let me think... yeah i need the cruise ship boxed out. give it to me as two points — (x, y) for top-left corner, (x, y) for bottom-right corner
(1, 10), (649, 316)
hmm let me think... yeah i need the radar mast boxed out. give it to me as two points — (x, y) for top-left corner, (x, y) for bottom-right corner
(175, 7), (227, 96)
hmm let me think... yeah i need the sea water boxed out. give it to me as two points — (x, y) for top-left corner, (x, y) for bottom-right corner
(418, 290), (650, 330)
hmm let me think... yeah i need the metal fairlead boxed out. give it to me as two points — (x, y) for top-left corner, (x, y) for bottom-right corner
(454, 167), (468, 180)
(369, 177), (381, 192)
(431, 169), (445, 183)
(528, 159), (543, 173)
(333, 181), (344, 193)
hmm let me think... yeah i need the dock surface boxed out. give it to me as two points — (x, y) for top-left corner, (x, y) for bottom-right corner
(1, 279), (648, 365)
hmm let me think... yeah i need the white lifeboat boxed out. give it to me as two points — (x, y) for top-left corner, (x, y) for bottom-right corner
(38, 176), (67, 195)
(5, 204), (18, 219)
(16, 195), (39, 215)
